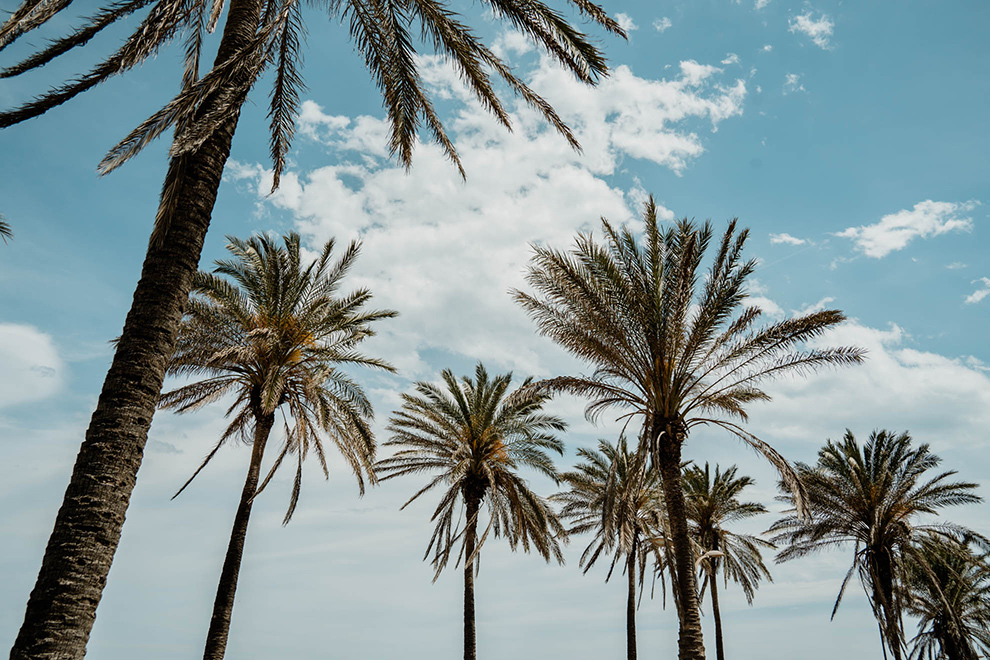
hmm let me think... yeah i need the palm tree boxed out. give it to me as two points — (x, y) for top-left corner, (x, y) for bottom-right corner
(513, 198), (865, 660)
(2, 0), (622, 655)
(555, 435), (665, 660)
(0, 214), (11, 243)
(682, 462), (773, 660)
(906, 536), (990, 660)
(157, 232), (395, 660)
(376, 363), (566, 660)
(769, 430), (983, 660)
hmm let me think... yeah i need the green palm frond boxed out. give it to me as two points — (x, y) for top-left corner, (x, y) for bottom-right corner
(377, 363), (567, 579)
(1, 0), (623, 184)
(160, 231), (396, 519)
(514, 197), (865, 510)
(683, 462), (773, 606)
(769, 430), (984, 659)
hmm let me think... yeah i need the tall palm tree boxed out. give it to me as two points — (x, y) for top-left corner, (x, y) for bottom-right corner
(906, 536), (990, 660)
(769, 430), (983, 660)
(2, 1), (622, 656)
(555, 435), (665, 660)
(157, 232), (395, 660)
(513, 198), (865, 660)
(682, 462), (773, 660)
(376, 363), (566, 660)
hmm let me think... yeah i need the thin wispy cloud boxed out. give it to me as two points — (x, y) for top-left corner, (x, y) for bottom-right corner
(755, 0), (771, 9)
(653, 16), (672, 32)
(722, 53), (740, 65)
(789, 11), (834, 49)
(837, 200), (977, 258)
(966, 278), (990, 304)
(770, 233), (807, 245)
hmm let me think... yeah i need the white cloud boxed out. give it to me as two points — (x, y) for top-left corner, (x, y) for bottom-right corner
(783, 73), (805, 94)
(837, 200), (977, 258)
(966, 277), (990, 304)
(762, 44), (773, 52)
(946, 261), (968, 270)
(755, 0), (771, 8)
(653, 16), (672, 32)
(228, 56), (746, 378)
(770, 232), (806, 245)
(0, 324), (63, 408)
(722, 53), (740, 66)
(615, 13), (638, 32)
(789, 11), (834, 49)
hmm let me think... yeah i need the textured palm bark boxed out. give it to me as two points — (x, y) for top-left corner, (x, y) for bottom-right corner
(626, 547), (637, 660)
(202, 409), (274, 660)
(655, 433), (707, 660)
(710, 570), (725, 660)
(874, 553), (903, 660)
(463, 493), (481, 660)
(9, 1), (264, 657)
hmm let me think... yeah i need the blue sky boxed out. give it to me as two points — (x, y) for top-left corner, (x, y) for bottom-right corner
(1, 0), (989, 658)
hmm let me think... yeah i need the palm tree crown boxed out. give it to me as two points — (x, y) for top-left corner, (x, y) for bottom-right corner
(376, 363), (566, 660)
(1, 0), (623, 186)
(906, 536), (990, 660)
(555, 435), (666, 660)
(683, 462), (773, 660)
(514, 197), (864, 660)
(769, 430), (984, 660)
(160, 232), (396, 517)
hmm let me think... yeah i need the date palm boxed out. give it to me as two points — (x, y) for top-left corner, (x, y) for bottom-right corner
(769, 430), (983, 660)
(683, 462), (773, 660)
(2, 0), (621, 655)
(906, 536), (990, 660)
(376, 363), (566, 660)
(0, 213), (11, 243)
(157, 232), (395, 660)
(513, 197), (865, 660)
(555, 435), (665, 660)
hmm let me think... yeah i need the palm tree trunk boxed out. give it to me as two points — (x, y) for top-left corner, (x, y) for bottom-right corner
(655, 435), (706, 660)
(710, 569), (725, 660)
(9, 3), (264, 658)
(203, 410), (274, 660)
(463, 493), (481, 660)
(626, 549), (637, 660)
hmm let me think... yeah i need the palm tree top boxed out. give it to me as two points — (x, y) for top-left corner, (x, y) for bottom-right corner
(160, 231), (396, 516)
(0, 0), (624, 184)
(377, 362), (567, 576)
(514, 199), (866, 512)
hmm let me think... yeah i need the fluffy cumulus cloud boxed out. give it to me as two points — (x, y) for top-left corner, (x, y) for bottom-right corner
(966, 277), (990, 304)
(653, 16), (672, 32)
(837, 200), (977, 258)
(769, 232), (806, 245)
(789, 11), (834, 49)
(0, 324), (63, 408)
(231, 54), (746, 377)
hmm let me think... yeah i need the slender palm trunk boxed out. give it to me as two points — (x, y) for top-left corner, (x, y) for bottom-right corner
(9, 3), (264, 658)
(875, 555), (903, 660)
(203, 409), (274, 660)
(710, 569), (725, 660)
(655, 433), (706, 660)
(626, 548), (637, 660)
(463, 493), (481, 660)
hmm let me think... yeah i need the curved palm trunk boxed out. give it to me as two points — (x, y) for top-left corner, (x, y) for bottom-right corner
(709, 569), (725, 660)
(9, 3), (264, 658)
(874, 554), (903, 660)
(463, 493), (481, 660)
(626, 548), (637, 660)
(203, 410), (274, 660)
(655, 435), (706, 660)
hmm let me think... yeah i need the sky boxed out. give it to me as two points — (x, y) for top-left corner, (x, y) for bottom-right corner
(1, 0), (989, 658)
